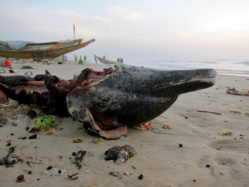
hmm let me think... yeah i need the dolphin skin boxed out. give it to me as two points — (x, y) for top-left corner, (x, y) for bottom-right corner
(0, 65), (216, 139)
(67, 65), (216, 139)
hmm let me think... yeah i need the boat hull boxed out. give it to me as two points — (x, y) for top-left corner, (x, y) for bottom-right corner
(0, 39), (95, 59)
(96, 56), (121, 65)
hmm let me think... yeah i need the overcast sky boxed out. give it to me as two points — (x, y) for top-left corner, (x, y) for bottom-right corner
(1, 0), (249, 61)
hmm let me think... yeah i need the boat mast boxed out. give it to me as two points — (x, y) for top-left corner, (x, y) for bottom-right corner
(73, 24), (75, 39)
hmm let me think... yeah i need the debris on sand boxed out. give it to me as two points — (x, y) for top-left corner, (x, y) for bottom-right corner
(20, 66), (34, 69)
(0, 146), (23, 168)
(72, 150), (87, 169)
(109, 171), (122, 179)
(105, 145), (136, 164)
(68, 173), (79, 180)
(227, 87), (249, 96)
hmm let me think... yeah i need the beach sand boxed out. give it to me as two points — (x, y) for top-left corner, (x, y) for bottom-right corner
(0, 61), (249, 187)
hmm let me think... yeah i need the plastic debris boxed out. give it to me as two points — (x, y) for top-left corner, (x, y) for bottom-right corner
(35, 115), (57, 131)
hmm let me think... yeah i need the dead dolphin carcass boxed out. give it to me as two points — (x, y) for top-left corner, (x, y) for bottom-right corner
(0, 65), (216, 139)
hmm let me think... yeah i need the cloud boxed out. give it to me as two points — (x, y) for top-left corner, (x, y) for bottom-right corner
(107, 5), (147, 21)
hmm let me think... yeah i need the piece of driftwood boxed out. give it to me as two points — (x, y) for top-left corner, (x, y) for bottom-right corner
(196, 110), (222, 115)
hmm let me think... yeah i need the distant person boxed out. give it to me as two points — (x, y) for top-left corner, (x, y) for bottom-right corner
(84, 55), (87, 62)
(94, 55), (97, 64)
(78, 55), (83, 64)
(62, 55), (65, 63)
(120, 58), (123, 64)
(103, 55), (105, 59)
(74, 55), (78, 64)
(117, 58), (120, 62)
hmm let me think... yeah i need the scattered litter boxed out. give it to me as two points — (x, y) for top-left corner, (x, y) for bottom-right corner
(26, 161), (41, 167)
(141, 121), (153, 129)
(227, 88), (249, 96)
(221, 130), (232, 135)
(35, 115), (57, 131)
(68, 173), (79, 180)
(72, 150), (87, 169)
(25, 71), (33, 76)
(73, 139), (83, 143)
(109, 171), (122, 179)
(53, 168), (66, 175)
(196, 110), (222, 115)
(131, 165), (136, 169)
(1, 146), (23, 167)
(28, 127), (40, 133)
(163, 125), (171, 130)
(9, 69), (16, 73)
(91, 138), (104, 144)
(214, 147), (222, 150)
(0, 69), (6, 73)
(105, 145), (136, 164)
(16, 174), (25, 183)
(6, 115), (29, 126)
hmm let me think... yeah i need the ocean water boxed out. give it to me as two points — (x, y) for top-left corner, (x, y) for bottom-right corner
(125, 59), (249, 76)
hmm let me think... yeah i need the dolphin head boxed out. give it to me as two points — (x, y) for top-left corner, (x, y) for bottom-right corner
(67, 65), (216, 139)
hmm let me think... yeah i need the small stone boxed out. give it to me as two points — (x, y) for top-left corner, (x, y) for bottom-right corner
(179, 144), (183, 148)
(17, 174), (24, 181)
(58, 170), (61, 174)
(72, 152), (76, 156)
(47, 166), (52, 170)
(28, 171), (32, 175)
(29, 134), (37, 139)
(206, 164), (210, 168)
(124, 171), (130, 176)
(138, 174), (144, 180)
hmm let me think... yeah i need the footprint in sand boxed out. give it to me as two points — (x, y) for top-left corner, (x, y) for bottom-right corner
(229, 110), (241, 115)
(194, 152), (249, 182)
(243, 113), (249, 118)
(207, 139), (249, 154)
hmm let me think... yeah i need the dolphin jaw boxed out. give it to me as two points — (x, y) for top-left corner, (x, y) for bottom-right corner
(87, 108), (127, 139)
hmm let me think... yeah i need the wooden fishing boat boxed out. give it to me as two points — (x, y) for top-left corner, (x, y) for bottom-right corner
(96, 56), (122, 65)
(0, 38), (95, 59)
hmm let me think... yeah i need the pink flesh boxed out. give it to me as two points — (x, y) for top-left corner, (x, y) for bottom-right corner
(26, 81), (45, 86)
(99, 126), (127, 139)
(89, 109), (127, 139)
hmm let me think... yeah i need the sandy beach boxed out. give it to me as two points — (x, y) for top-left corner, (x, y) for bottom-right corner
(0, 61), (249, 187)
